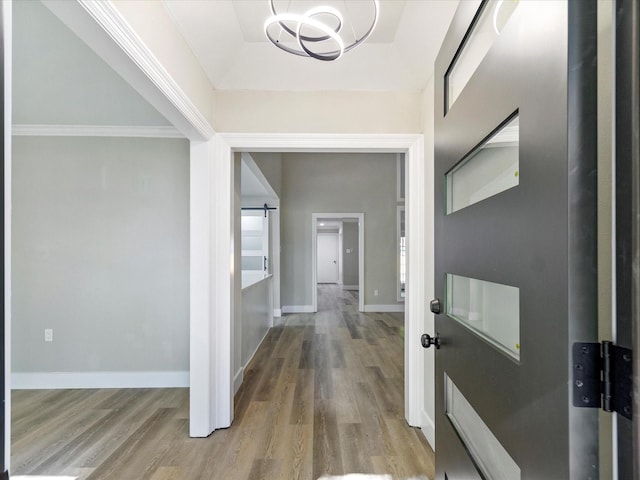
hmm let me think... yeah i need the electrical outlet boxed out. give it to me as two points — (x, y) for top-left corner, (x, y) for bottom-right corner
(44, 329), (53, 342)
(374, 289), (379, 296)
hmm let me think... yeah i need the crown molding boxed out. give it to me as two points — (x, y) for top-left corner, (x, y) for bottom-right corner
(77, 0), (214, 140)
(12, 124), (184, 138)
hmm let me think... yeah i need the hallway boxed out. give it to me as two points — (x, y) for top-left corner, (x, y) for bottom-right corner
(11, 285), (434, 480)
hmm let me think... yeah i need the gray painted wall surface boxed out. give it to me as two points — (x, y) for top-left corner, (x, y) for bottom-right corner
(250, 153), (283, 198)
(281, 153), (400, 307)
(240, 278), (272, 369)
(13, 0), (168, 126)
(12, 136), (189, 373)
(342, 222), (359, 286)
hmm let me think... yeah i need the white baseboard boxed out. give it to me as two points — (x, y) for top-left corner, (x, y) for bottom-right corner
(234, 327), (270, 394)
(282, 305), (314, 314)
(363, 304), (405, 313)
(273, 308), (282, 317)
(233, 368), (244, 394)
(342, 285), (359, 291)
(11, 371), (189, 390)
(420, 409), (436, 451)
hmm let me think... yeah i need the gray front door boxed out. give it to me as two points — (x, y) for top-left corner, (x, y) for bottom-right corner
(433, 1), (599, 478)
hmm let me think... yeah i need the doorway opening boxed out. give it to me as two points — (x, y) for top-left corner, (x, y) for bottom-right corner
(312, 213), (364, 313)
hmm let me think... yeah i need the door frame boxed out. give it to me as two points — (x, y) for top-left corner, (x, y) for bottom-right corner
(204, 133), (430, 440)
(2, 1), (10, 476)
(312, 212), (364, 312)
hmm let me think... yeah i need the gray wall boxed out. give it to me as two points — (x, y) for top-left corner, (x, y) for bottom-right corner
(281, 153), (400, 307)
(342, 222), (359, 287)
(13, 0), (169, 127)
(250, 153), (283, 198)
(240, 278), (272, 385)
(12, 136), (190, 373)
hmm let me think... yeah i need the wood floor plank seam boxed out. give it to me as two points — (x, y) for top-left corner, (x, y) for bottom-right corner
(12, 285), (434, 480)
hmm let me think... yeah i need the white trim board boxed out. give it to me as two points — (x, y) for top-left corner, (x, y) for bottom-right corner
(11, 371), (189, 390)
(233, 368), (244, 395)
(4, 1), (13, 469)
(76, 0), (213, 140)
(363, 304), (405, 313)
(420, 408), (436, 448)
(206, 133), (428, 443)
(282, 305), (315, 314)
(12, 124), (183, 138)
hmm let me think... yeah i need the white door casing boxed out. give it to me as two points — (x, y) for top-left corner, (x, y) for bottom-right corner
(213, 134), (431, 446)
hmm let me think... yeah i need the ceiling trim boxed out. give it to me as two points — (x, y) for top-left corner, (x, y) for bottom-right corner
(12, 124), (184, 138)
(77, 0), (214, 140)
(220, 133), (422, 152)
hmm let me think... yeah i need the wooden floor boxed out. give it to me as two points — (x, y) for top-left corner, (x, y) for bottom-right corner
(11, 285), (434, 480)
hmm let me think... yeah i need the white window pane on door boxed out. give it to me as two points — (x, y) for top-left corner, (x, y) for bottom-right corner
(445, 375), (521, 480)
(446, 274), (520, 360)
(241, 215), (263, 231)
(447, 115), (519, 214)
(242, 236), (262, 252)
(242, 256), (263, 271)
(446, 0), (520, 111)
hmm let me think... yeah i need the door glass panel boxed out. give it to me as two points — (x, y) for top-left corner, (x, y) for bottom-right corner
(242, 256), (263, 271)
(445, 374), (521, 480)
(242, 235), (262, 251)
(447, 115), (519, 214)
(447, 274), (520, 360)
(446, 0), (520, 111)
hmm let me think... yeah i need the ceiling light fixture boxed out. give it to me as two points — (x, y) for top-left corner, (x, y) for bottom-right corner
(492, 0), (505, 35)
(264, 0), (379, 61)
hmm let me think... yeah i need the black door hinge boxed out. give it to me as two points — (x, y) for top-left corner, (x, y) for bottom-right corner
(573, 341), (633, 419)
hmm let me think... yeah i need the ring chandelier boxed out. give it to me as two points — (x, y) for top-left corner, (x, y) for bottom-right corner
(264, 0), (380, 61)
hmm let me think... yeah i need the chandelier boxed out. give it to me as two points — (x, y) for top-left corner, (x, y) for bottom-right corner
(264, 0), (380, 61)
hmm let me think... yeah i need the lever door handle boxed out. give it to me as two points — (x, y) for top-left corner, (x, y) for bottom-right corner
(421, 333), (441, 349)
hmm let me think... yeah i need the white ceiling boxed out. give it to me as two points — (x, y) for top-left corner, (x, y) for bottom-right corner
(163, 0), (460, 92)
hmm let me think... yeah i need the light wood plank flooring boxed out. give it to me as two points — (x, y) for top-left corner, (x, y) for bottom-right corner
(11, 285), (434, 480)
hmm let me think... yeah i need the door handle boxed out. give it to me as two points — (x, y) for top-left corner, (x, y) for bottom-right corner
(421, 333), (441, 349)
(430, 298), (442, 314)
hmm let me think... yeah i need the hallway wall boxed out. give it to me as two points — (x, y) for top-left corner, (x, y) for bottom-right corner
(12, 136), (190, 387)
(280, 152), (401, 309)
(342, 222), (359, 288)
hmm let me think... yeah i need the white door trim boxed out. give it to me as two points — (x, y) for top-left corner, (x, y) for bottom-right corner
(312, 213), (365, 312)
(213, 133), (428, 436)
